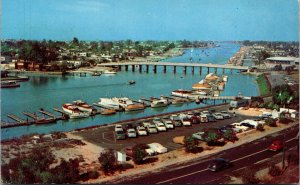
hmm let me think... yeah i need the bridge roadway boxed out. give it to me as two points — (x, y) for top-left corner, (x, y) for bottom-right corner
(97, 62), (249, 70)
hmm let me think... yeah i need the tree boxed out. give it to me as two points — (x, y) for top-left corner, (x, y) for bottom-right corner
(73, 37), (79, 45)
(184, 136), (199, 153)
(132, 144), (148, 165)
(51, 158), (80, 183)
(222, 129), (238, 142)
(265, 118), (277, 127)
(202, 129), (223, 145)
(98, 149), (118, 175)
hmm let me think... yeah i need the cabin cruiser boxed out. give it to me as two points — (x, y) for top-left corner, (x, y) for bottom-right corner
(171, 89), (201, 99)
(103, 70), (117, 74)
(150, 99), (169, 108)
(1, 81), (20, 88)
(112, 97), (145, 111)
(62, 103), (90, 119)
(222, 75), (228, 82)
(94, 98), (123, 111)
(73, 100), (96, 114)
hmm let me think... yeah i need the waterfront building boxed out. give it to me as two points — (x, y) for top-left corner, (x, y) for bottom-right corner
(265, 57), (299, 69)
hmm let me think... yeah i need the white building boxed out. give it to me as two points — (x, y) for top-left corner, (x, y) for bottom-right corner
(265, 57), (299, 69)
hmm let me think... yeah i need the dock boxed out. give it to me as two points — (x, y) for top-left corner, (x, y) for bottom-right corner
(53, 108), (70, 120)
(23, 111), (40, 120)
(7, 114), (26, 123)
(39, 109), (57, 119)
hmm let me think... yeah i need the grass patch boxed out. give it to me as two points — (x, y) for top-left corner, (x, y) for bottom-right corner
(256, 74), (271, 96)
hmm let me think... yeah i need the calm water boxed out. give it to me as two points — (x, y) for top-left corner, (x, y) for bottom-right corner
(1, 43), (259, 140)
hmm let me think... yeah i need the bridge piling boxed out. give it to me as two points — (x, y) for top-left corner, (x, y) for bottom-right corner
(207, 67), (210, 74)
(222, 68), (225, 74)
(163, 65), (167, 73)
(199, 67), (202, 75)
(125, 65), (128, 71)
(173, 66), (176, 73)
(183, 66), (187, 74)
(153, 65), (157, 73)
(118, 66), (122, 71)
(191, 66), (194, 74)
(139, 65), (142, 73)
(132, 65), (135, 72)
(146, 65), (149, 73)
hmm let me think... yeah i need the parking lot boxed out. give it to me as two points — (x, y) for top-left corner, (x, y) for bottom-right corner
(74, 104), (255, 152)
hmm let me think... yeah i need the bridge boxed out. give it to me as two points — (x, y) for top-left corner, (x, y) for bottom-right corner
(97, 62), (249, 74)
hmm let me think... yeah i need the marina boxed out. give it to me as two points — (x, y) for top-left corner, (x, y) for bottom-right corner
(1, 43), (260, 140)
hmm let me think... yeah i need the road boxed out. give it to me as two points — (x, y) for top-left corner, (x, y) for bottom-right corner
(116, 125), (299, 184)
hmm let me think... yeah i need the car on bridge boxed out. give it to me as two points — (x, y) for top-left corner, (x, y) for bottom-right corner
(268, 140), (283, 152)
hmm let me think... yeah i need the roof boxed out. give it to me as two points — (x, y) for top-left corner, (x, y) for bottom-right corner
(266, 57), (296, 61)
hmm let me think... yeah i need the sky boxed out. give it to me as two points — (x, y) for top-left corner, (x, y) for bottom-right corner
(2, 0), (299, 41)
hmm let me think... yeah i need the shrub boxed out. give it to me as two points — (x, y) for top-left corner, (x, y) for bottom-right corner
(265, 118), (277, 127)
(132, 144), (148, 165)
(222, 129), (238, 142)
(256, 124), (265, 131)
(241, 168), (260, 184)
(279, 117), (293, 124)
(80, 170), (100, 181)
(184, 136), (199, 153)
(98, 149), (118, 175)
(117, 163), (134, 171)
(268, 164), (282, 177)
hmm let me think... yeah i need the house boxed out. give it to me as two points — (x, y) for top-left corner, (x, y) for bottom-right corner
(265, 57), (299, 70)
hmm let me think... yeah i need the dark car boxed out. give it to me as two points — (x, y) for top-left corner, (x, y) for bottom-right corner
(207, 115), (217, 122)
(207, 158), (232, 172)
(190, 116), (200, 124)
(240, 122), (255, 129)
(125, 123), (135, 130)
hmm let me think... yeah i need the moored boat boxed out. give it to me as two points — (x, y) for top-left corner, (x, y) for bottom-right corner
(112, 97), (145, 111)
(91, 72), (101, 76)
(95, 98), (123, 111)
(101, 109), (116, 115)
(171, 89), (201, 99)
(223, 75), (228, 82)
(128, 80), (136, 85)
(103, 70), (117, 74)
(1, 81), (20, 88)
(150, 99), (169, 108)
(62, 103), (90, 119)
(73, 100), (96, 114)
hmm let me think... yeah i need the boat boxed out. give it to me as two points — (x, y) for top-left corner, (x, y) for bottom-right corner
(192, 83), (211, 90)
(222, 75), (228, 82)
(171, 89), (200, 99)
(62, 103), (90, 119)
(171, 98), (186, 105)
(94, 98), (123, 111)
(218, 82), (225, 91)
(100, 109), (116, 115)
(1, 81), (20, 88)
(35, 118), (57, 124)
(150, 99), (169, 108)
(112, 97), (145, 111)
(73, 100), (96, 114)
(128, 80), (136, 85)
(91, 72), (101, 76)
(103, 70), (117, 74)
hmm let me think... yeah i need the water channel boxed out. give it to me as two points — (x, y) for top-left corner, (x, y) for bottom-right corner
(1, 42), (258, 140)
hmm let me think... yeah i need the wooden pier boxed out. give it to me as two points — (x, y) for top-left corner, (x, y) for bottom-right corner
(39, 109), (57, 119)
(7, 114), (26, 123)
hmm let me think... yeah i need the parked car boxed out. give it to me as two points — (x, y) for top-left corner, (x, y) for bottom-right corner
(181, 117), (191, 126)
(147, 143), (168, 154)
(153, 117), (162, 125)
(136, 126), (148, 136)
(230, 123), (250, 132)
(207, 158), (232, 172)
(173, 120), (182, 127)
(212, 113), (224, 120)
(125, 123), (135, 130)
(143, 122), (158, 134)
(115, 124), (123, 131)
(142, 121), (152, 128)
(170, 114), (180, 121)
(207, 115), (217, 122)
(162, 119), (174, 129)
(199, 114), (208, 123)
(240, 122), (255, 129)
(268, 140), (283, 151)
(126, 128), (137, 138)
(201, 110), (211, 115)
(192, 131), (205, 140)
(190, 115), (200, 124)
(155, 122), (167, 132)
(220, 111), (231, 119)
(115, 129), (126, 140)
(186, 112), (194, 119)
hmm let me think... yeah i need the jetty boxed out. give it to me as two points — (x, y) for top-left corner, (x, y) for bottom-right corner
(7, 114), (27, 123)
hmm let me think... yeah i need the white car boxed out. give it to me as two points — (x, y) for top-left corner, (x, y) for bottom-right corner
(136, 126), (147, 136)
(181, 117), (191, 126)
(240, 119), (259, 128)
(155, 122), (167, 132)
(153, 117), (162, 125)
(192, 132), (205, 140)
(230, 123), (250, 132)
(170, 114), (180, 121)
(186, 112), (194, 119)
(162, 119), (174, 129)
(212, 113), (224, 120)
(146, 123), (158, 134)
(115, 124), (123, 132)
(147, 143), (168, 154)
(220, 111), (231, 119)
(126, 128), (137, 138)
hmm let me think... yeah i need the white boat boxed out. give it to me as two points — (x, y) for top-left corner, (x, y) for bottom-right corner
(95, 98), (122, 111)
(171, 89), (200, 99)
(112, 97), (145, 111)
(223, 75), (228, 82)
(151, 99), (169, 108)
(62, 103), (90, 119)
(103, 70), (117, 74)
(73, 100), (95, 113)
